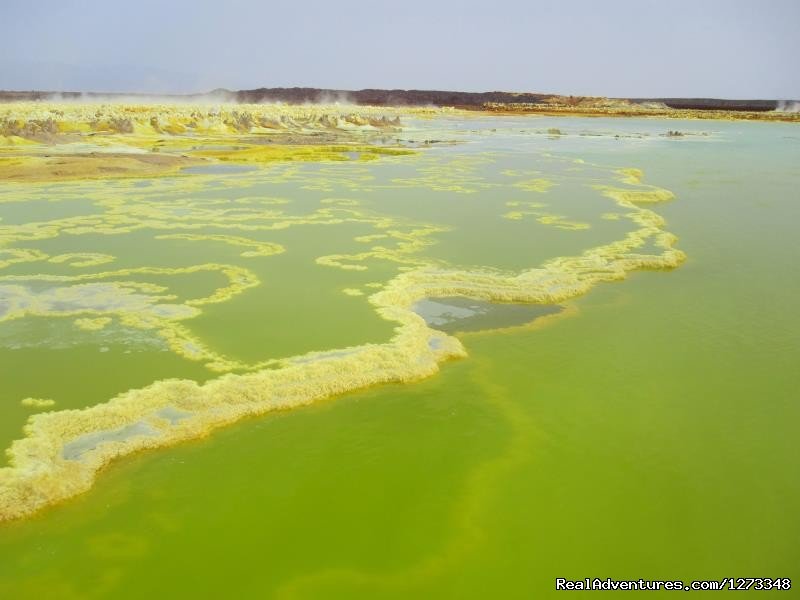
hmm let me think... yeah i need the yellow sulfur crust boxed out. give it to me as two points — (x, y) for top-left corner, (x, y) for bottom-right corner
(0, 102), (419, 182)
(20, 398), (56, 409)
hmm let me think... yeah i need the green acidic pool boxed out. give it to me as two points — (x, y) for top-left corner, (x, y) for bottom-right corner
(0, 115), (797, 598)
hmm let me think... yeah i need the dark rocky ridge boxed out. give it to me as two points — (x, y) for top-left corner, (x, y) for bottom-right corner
(228, 88), (555, 107)
(630, 97), (779, 112)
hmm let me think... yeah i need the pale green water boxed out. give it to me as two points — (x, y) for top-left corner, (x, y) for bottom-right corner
(0, 115), (798, 597)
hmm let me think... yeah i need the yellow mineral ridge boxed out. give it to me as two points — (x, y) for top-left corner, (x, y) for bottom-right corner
(153, 234), (285, 258)
(74, 316), (112, 331)
(20, 398), (56, 409)
(48, 252), (116, 268)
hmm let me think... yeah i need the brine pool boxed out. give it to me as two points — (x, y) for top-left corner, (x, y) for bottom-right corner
(0, 114), (798, 598)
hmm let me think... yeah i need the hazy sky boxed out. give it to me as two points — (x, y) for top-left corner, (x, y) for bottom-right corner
(2, 0), (798, 98)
